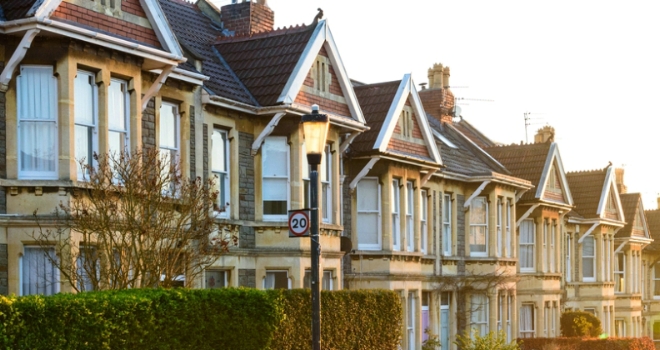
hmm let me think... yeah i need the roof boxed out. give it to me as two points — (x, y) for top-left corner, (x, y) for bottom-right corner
(428, 117), (506, 176)
(213, 23), (315, 106)
(351, 80), (401, 155)
(566, 167), (617, 220)
(617, 193), (644, 238)
(453, 118), (498, 148)
(485, 142), (551, 201)
(0, 0), (41, 20)
(159, 0), (257, 105)
(645, 210), (660, 252)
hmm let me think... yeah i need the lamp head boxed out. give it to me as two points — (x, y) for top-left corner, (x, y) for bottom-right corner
(301, 104), (329, 166)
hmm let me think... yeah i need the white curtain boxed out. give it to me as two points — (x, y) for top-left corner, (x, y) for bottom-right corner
(264, 272), (276, 289)
(22, 247), (59, 296)
(520, 304), (533, 338)
(357, 178), (380, 249)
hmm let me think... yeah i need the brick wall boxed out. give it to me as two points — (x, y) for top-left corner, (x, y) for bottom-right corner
(295, 91), (351, 116)
(141, 97), (156, 150)
(121, 0), (147, 18)
(52, 2), (161, 48)
(238, 268), (256, 288)
(238, 132), (255, 221)
(189, 106), (196, 180)
(387, 138), (430, 158)
(418, 88), (453, 124)
(220, 2), (274, 37)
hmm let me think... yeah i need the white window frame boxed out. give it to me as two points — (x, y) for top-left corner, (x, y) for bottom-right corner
(470, 294), (489, 337)
(392, 179), (401, 251)
(74, 70), (98, 181)
(302, 142), (311, 209)
(443, 194), (452, 256)
(497, 293), (503, 332)
(566, 233), (572, 282)
(420, 190), (428, 254)
(107, 78), (130, 156)
(264, 270), (290, 290)
(496, 198), (502, 257)
(212, 128), (230, 218)
(321, 145), (332, 224)
(543, 219), (548, 272)
(550, 220), (556, 273)
(615, 251), (625, 294)
(406, 181), (414, 252)
(520, 303), (535, 338)
(322, 270), (333, 290)
(582, 236), (596, 282)
(20, 246), (60, 296)
(506, 199), (512, 257)
(469, 196), (488, 257)
(205, 270), (228, 289)
(506, 295), (512, 342)
(262, 136), (290, 221)
(615, 318), (626, 337)
(407, 292), (416, 350)
(357, 177), (382, 250)
(17, 65), (59, 180)
(158, 101), (180, 194)
(520, 219), (535, 272)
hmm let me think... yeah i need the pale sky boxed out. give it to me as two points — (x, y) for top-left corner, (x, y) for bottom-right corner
(213, 0), (660, 210)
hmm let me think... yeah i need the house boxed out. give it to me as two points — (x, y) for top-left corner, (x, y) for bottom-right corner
(643, 203), (660, 347)
(485, 126), (574, 339)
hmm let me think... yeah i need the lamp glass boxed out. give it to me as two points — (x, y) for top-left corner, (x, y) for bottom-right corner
(302, 120), (329, 155)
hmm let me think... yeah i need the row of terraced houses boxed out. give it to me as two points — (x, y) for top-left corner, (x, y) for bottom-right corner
(2, 0), (660, 349)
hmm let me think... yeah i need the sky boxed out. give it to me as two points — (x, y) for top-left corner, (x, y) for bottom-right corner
(213, 0), (660, 210)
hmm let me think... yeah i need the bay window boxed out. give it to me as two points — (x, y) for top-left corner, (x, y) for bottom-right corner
(357, 177), (381, 250)
(212, 129), (230, 217)
(469, 197), (488, 256)
(262, 136), (289, 220)
(17, 66), (58, 179)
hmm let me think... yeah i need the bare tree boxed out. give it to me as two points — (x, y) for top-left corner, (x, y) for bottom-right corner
(31, 148), (235, 292)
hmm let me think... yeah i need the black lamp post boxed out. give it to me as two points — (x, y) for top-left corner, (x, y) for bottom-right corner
(301, 104), (329, 350)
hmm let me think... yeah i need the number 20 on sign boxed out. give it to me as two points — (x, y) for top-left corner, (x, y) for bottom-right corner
(288, 210), (311, 237)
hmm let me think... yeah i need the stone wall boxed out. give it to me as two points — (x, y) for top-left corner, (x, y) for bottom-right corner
(238, 132), (255, 248)
(141, 97), (156, 149)
(0, 244), (6, 295)
(0, 61), (6, 214)
(238, 268), (256, 288)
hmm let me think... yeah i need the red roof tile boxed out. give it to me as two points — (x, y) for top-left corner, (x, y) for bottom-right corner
(350, 80), (401, 155)
(214, 24), (315, 106)
(453, 118), (497, 148)
(1, 0), (40, 20)
(566, 168), (608, 219)
(485, 142), (551, 202)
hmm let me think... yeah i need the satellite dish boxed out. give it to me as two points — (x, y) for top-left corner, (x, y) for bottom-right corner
(452, 106), (462, 122)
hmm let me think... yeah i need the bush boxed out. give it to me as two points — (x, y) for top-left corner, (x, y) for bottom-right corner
(0, 288), (402, 350)
(456, 330), (520, 350)
(518, 337), (655, 350)
(560, 311), (602, 337)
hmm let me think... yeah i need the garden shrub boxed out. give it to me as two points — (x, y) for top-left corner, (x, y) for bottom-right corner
(518, 337), (655, 350)
(0, 288), (402, 350)
(560, 311), (602, 337)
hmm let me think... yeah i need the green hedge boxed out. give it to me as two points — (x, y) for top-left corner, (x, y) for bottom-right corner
(560, 311), (602, 337)
(0, 288), (402, 350)
(518, 337), (655, 350)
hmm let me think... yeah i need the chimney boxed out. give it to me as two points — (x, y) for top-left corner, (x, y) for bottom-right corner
(221, 0), (274, 37)
(615, 168), (627, 195)
(427, 63), (444, 89)
(442, 66), (450, 88)
(534, 125), (555, 143)
(657, 196), (660, 210)
(420, 62), (454, 124)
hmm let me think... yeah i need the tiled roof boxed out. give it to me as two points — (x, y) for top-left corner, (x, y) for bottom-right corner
(645, 210), (660, 251)
(350, 80), (401, 155)
(485, 142), (551, 202)
(213, 24), (315, 106)
(453, 118), (497, 148)
(0, 0), (41, 20)
(566, 168), (608, 219)
(428, 117), (504, 176)
(159, 0), (257, 105)
(617, 193), (641, 238)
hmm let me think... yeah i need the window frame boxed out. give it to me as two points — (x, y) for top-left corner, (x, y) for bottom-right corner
(582, 235), (596, 282)
(615, 251), (625, 294)
(212, 128), (231, 218)
(420, 190), (428, 254)
(392, 179), (401, 251)
(469, 196), (488, 257)
(20, 246), (60, 296)
(158, 101), (180, 194)
(406, 181), (414, 252)
(264, 270), (290, 290)
(74, 70), (99, 181)
(262, 136), (290, 221)
(443, 194), (452, 256)
(17, 65), (59, 180)
(497, 198), (502, 257)
(520, 219), (535, 272)
(107, 78), (130, 156)
(520, 303), (535, 338)
(356, 177), (381, 251)
(470, 294), (489, 338)
(321, 145), (332, 224)
(205, 270), (229, 289)
(407, 292), (416, 350)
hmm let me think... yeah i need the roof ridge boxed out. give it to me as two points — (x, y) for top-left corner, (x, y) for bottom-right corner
(485, 141), (551, 150)
(214, 23), (312, 44)
(169, 0), (196, 7)
(353, 79), (403, 90)
(566, 168), (608, 175)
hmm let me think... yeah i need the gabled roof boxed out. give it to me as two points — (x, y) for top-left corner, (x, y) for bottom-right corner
(428, 117), (507, 176)
(159, 0), (256, 105)
(566, 165), (624, 221)
(452, 118), (498, 148)
(485, 142), (573, 206)
(214, 19), (365, 123)
(618, 193), (650, 239)
(351, 75), (441, 165)
(644, 210), (660, 252)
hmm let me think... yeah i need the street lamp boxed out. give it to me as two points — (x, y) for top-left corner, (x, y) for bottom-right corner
(301, 104), (329, 350)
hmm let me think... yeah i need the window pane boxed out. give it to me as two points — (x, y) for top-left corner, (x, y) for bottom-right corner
(74, 72), (94, 125)
(322, 271), (332, 290)
(265, 271), (288, 289)
(263, 178), (287, 201)
(159, 103), (177, 149)
(20, 121), (57, 173)
(470, 226), (487, 252)
(205, 271), (226, 289)
(470, 197), (487, 224)
(22, 247), (59, 296)
(108, 131), (125, 156)
(358, 213), (379, 245)
(212, 130), (227, 172)
(263, 138), (288, 177)
(357, 179), (379, 211)
(108, 79), (126, 131)
(75, 124), (93, 167)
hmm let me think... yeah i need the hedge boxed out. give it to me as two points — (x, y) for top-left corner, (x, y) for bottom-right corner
(560, 311), (602, 337)
(518, 337), (655, 350)
(0, 288), (402, 350)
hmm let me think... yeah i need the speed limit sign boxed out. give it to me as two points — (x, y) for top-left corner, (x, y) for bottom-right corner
(288, 210), (311, 237)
